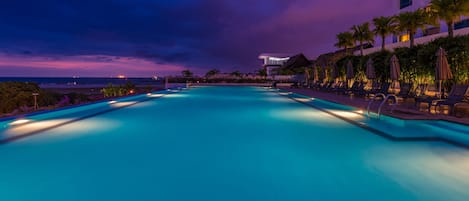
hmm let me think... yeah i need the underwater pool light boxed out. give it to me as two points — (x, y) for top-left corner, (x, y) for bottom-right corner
(9, 119), (31, 126)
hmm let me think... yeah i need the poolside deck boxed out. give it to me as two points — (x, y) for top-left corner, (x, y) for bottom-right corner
(282, 87), (469, 126)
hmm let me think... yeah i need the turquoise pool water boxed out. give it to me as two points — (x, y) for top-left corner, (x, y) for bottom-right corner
(1, 86), (469, 201)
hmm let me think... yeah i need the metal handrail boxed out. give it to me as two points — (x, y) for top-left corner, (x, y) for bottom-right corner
(377, 94), (398, 119)
(367, 93), (386, 118)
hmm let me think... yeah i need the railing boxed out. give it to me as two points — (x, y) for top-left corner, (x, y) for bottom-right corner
(357, 27), (469, 55)
(377, 94), (398, 119)
(367, 93), (386, 119)
(367, 94), (398, 119)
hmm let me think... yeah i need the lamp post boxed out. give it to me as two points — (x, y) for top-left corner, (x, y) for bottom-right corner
(32, 93), (39, 110)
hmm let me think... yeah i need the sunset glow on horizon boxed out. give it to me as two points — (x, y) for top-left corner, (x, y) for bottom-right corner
(0, 0), (397, 76)
(0, 54), (187, 77)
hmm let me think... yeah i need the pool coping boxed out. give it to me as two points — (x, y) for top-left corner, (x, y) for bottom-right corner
(0, 88), (183, 145)
(282, 87), (469, 126)
(270, 88), (469, 150)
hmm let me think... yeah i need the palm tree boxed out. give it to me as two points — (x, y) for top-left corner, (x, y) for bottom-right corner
(395, 9), (430, 48)
(181, 69), (193, 78)
(430, 0), (469, 38)
(257, 68), (267, 80)
(373, 16), (396, 51)
(334, 31), (355, 55)
(351, 22), (374, 56)
(230, 71), (242, 78)
(205, 69), (220, 78)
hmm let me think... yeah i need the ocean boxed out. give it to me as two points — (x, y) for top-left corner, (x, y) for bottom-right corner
(0, 77), (162, 86)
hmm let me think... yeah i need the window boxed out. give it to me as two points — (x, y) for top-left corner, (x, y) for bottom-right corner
(399, 34), (410, 42)
(400, 0), (412, 9)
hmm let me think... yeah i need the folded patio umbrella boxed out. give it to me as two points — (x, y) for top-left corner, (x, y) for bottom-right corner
(346, 60), (354, 80)
(312, 66), (319, 82)
(435, 47), (453, 98)
(318, 66), (325, 81)
(366, 58), (376, 80)
(331, 63), (339, 80)
(390, 55), (400, 93)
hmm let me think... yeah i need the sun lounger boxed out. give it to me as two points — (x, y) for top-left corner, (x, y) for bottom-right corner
(433, 85), (469, 114)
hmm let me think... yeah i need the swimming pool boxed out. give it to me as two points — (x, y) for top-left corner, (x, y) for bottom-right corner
(1, 86), (469, 201)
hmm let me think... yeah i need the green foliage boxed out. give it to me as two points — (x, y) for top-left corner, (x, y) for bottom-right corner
(336, 55), (362, 80)
(430, 0), (469, 37)
(368, 50), (393, 83)
(396, 9), (431, 47)
(373, 16), (397, 50)
(333, 35), (469, 86)
(230, 71), (242, 78)
(351, 22), (374, 55)
(101, 81), (136, 98)
(0, 82), (78, 114)
(0, 82), (40, 113)
(181, 69), (193, 78)
(205, 69), (220, 78)
(274, 66), (305, 75)
(334, 32), (355, 55)
(257, 68), (267, 77)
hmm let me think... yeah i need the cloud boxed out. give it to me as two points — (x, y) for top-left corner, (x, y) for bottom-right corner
(0, 54), (185, 77)
(0, 0), (397, 75)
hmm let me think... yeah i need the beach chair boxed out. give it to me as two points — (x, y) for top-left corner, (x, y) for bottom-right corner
(320, 81), (334, 91)
(330, 81), (345, 93)
(338, 81), (358, 95)
(414, 84), (433, 107)
(366, 82), (390, 98)
(397, 83), (413, 98)
(350, 81), (367, 95)
(433, 85), (469, 114)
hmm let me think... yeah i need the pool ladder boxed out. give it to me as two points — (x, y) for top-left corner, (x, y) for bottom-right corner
(366, 93), (398, 119)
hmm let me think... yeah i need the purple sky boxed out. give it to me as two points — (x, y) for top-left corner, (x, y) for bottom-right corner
(0, 0), (397, 77)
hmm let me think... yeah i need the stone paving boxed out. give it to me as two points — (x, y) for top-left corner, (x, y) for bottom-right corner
(283, 87), (469, 126)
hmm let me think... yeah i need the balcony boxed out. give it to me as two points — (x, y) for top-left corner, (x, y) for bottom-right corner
(355, 26), (469, 55)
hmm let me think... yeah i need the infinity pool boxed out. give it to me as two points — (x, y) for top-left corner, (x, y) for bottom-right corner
(1, 86), (469, 201)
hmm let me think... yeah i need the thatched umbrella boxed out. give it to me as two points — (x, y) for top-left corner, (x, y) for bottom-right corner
(390, 55), (400, 93)
(435, 47), (453, 98)
(366, 58), (376, 80)
(346, 60), (354, 88)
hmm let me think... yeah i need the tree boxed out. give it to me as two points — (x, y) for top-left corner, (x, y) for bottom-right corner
(351, 22), (374, 56)
(396, 9), (430, 48)
(334, 31), (355, 55)
(257, 68), (267, 79)
(430, 0), (469, 38)
(230, 71), (242, 78)
(373, 16), (396, 51)
(181, 69), (193, 78)
(205, 69), (220, 78)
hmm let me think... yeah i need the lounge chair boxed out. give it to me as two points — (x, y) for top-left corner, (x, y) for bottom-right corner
(414, 84), (433, 108)
(338, 81), (358, 95)
(320, 81), (334, 91)
(350, 82), (367, 95)
(433, 85), (469, 114)
(395, 83), (413, 100)
(366, 82), (391, 98)
(330, 81), (345, 93)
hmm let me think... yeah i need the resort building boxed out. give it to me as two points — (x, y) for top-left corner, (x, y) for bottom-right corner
(358, 0), (469, 55)
(258, 53), (290, 76)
